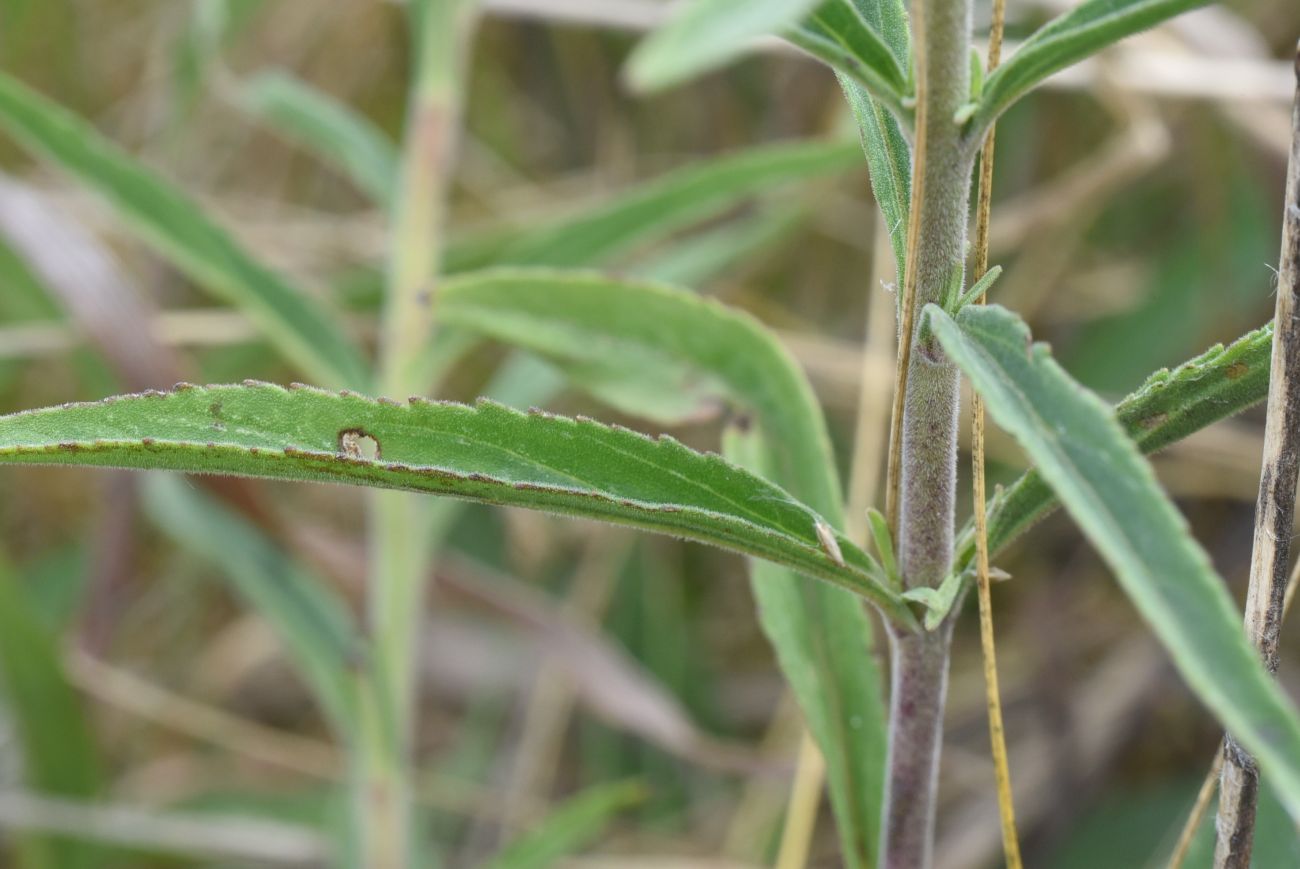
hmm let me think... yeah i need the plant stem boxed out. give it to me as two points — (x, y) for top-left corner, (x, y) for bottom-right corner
(881, 0), (975, 865)
(362, 2), (476, 867)
(1214, 43), (1300, 869)
(881, 622), (954, 869)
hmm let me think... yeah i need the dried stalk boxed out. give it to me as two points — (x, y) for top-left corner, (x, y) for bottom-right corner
(1213, 40), (1300, 869)
(968, 0), (1022, 865)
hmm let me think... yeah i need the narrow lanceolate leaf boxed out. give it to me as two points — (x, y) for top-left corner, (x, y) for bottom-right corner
(973, 0), (1213, 135)
(819, 0), (913, 284)
(436, 268), (893, 864)
(438, 269), (845, 517)
(929, 303), (1300, 821)
(625, 0), (821, 92)
(726, 425), (886, 869)
(956, 321), (1273, 571)
(240, 71), (397, 209)
(0, 72), (369, 389)
(786, 0), (910, 119)
(0, 383), (908, 622)
(444, 140), (861, 274)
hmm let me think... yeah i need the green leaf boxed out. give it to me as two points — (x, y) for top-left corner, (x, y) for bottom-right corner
(821, 0), (913, 285)
(786, 0), (910, 118)
(482, 781), (644, 869)
(0, 556), (103, 869)
(239, 71), (398, 209)
(140, 475), (361, 731)
(437, 268), (893, 864)
(973, 0), (1213, 134)
(0, 383), (908, 623)
(437, 269), (845, 516)
(725, 426), (886, 869)
(444, 140), (862, 274)
(625, 0), (821, 92)
(0, 72), (370, 389)
(958, 321), (1273, 571)
(929, 303), (1300, 821)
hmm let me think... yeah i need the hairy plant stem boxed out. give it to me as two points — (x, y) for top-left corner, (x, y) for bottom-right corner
(1213, 41), (1300, 869)
(361, 2), (476, 867)
(881, 0), (975, 865)
(882, 621), (955, 869)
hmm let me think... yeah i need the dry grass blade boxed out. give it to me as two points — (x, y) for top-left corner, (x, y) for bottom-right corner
(969, 0), (1022, 865)
(0, 791), (326, 865)
(1213, 41), (1300, 869)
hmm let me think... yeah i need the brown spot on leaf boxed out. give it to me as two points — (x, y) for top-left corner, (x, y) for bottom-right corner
(1140, 412), (1168, 430)
(1226, 361), (1249, 380)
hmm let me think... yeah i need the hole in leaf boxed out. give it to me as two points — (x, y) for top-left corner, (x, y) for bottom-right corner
(338, 429), (381, 461)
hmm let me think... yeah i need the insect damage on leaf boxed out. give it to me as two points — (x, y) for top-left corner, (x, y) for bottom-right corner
(338, 429), (381, 460)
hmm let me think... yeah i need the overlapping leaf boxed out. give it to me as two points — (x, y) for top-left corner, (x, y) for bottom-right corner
(929, 303), (1300, 821)
(0, 383), (907, 621)
(437, 268), (892, 864)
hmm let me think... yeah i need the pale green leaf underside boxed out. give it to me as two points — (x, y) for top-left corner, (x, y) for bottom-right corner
(0, 72), (369, 390)
(240, 71), (398, 210)
(444, 140), (861, 274)
(0, 383), (907, 622)
(625, 0), (821, 92)
(930, 304), (1300, 821)
(973, 0), (1213, 134)
(960, 320), (1273, 570)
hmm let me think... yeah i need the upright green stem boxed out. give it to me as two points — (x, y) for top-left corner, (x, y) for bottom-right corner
(881, 0), (975, 866)
(361, 2), (476, 867)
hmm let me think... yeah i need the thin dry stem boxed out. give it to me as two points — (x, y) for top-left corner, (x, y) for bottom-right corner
(774, 732), (829, 869)
(1213, 42), (1300, 869)
(968, 0), (1023, 866)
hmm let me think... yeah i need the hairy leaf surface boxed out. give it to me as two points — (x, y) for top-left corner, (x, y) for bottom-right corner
(0, 383), (907, 621)
(0, 72), (369, 389)
(930, 304), (1300, 821)
(959, 321), (1273, 569)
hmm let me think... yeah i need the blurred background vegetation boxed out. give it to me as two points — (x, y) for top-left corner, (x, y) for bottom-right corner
(0, 1), (1298, 866)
